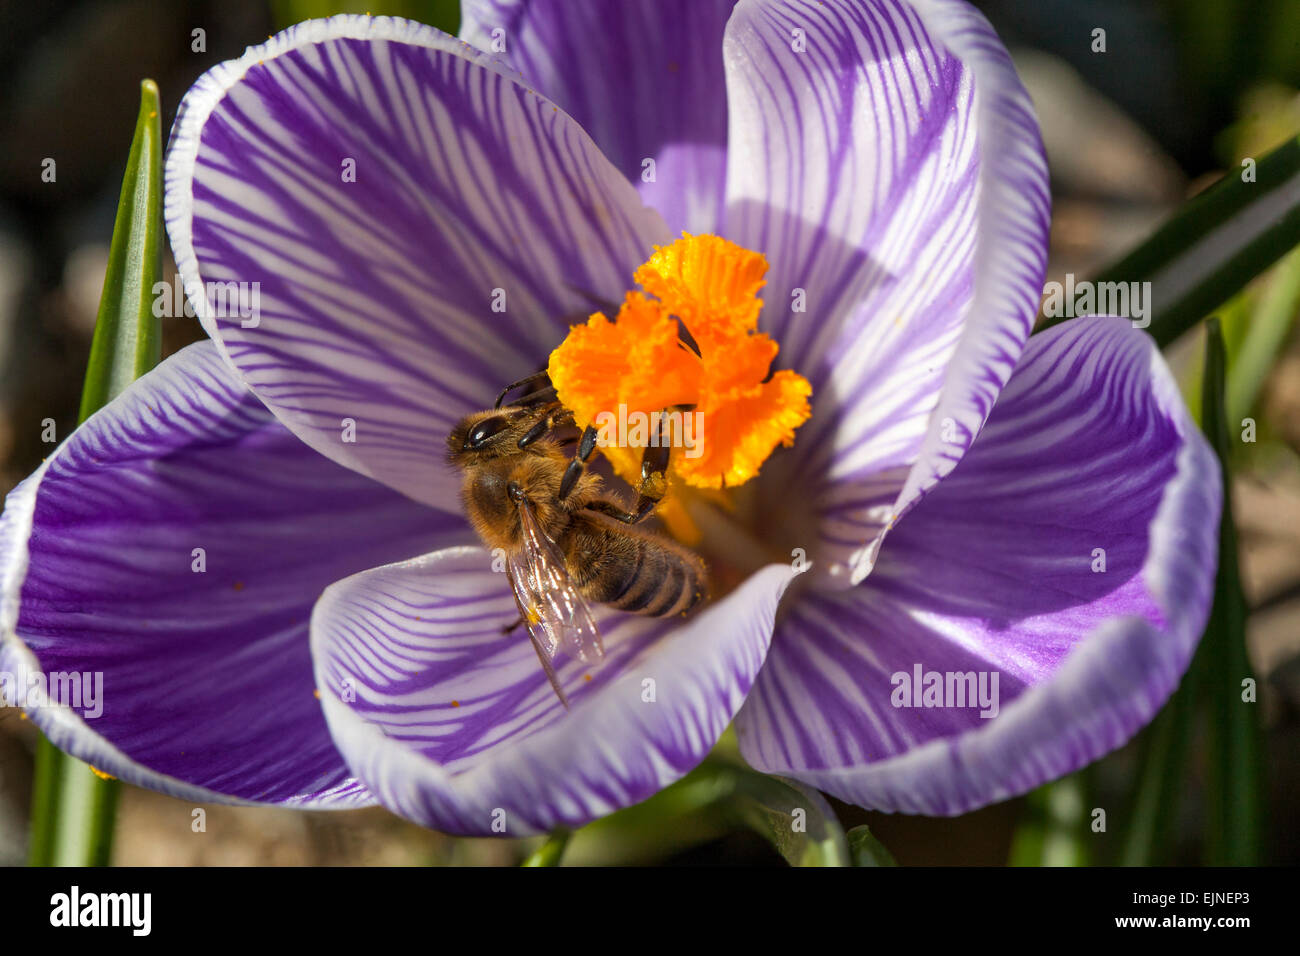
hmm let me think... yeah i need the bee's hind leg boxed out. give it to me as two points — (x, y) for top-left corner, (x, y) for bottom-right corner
(630, 433), (671, 522)
(583, 410), (676, 524)
(559, 405), (685, 517)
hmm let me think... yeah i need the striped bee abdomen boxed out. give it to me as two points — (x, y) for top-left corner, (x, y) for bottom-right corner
(564, 512), (707, 618)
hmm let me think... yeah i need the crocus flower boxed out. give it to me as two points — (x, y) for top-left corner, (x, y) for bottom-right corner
(0, 0), (1219, 836)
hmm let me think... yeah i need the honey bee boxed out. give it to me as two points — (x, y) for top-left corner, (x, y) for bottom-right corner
(447, 372), (708, 707)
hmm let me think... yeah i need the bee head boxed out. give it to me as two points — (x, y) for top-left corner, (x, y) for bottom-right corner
(447, 410), (516, 463)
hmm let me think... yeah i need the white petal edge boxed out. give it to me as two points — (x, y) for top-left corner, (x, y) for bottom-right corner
(743, 318), (1221, 813)
(0, 468), (340, 807)
(843, 0), (1051, 585)
(311, 548), (796, 834)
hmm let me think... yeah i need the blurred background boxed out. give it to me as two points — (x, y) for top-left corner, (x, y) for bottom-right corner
(0, 0), (1297, 865)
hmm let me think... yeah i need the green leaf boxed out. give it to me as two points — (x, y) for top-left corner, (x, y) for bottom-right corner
(1036, 135), (1300, 348)
(1199, 318), (1266, 866)
(1007, 773), (1090, 867)
(271, 0), (461, 33)
(1226, 246), (1300, 426)
(520, 827), (571, 867)
(77, 81), (164, 420)
(846, 825), (898, 867)
(26, 739), (64, 866)
(1117, 316), (1273, 866)
(1116, 668), (1197, 866)
(721, 770), (849, 867)
(29, 79), (164, 868)
(564, 758), (849, 866)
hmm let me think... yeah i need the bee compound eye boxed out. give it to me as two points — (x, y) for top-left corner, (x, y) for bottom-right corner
(466, 416), (509, 448)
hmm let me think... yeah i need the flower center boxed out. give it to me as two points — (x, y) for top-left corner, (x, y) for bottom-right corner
(547, 234), (812, 548)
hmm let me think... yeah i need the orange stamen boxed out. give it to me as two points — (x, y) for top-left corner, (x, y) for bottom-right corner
(548, 233), (812, 497)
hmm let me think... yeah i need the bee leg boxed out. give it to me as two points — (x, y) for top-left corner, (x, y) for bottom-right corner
(517, 403), (574, 449)
(606, 409), (675, 523)
(494, 370), (552, 409)
(501, 614), (524, 635)
(583, 492), (661, 525)
(583, 499), (639, 524)
(558, 424), (599, 500)
(628, 431), (672, 522)
(514, 384), (558, 407)
(576, 410), (676, 523)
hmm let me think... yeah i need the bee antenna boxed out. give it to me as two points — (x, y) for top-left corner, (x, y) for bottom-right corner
(495, 369), (551, 409)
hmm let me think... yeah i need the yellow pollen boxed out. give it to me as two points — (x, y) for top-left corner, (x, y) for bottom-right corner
(547, 234), (812, 496)
(89, 766), (116, 781)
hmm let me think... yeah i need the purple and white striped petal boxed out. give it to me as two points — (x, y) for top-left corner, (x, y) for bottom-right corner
(460, 0), (738, 234)
(0, 342), (465, 805)
(165, 15), (670, 512)
(311, 548), (794, 834)
(723, 0), (1050, 584)
(737, 318), (1220, 814)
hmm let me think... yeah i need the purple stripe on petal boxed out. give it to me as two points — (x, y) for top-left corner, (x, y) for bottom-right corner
(0, 341), (467, 805)
(165, 16), (670, 513)
(737, 317), (1220, 814)
(311, 548), (794, 834)
(722, 0), (1049, 583)
(876, 0), (1053, 573)
(460, 0), (738, 235)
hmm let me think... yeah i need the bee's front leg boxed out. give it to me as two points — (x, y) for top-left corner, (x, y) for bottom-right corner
(558, 425), (600, 500)
(516, 403), (573, 449)
(494, 369), (552, 409)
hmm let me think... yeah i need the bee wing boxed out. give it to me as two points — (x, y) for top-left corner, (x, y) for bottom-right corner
(509, 497), (605, 666)
(507, 565), (570, 709)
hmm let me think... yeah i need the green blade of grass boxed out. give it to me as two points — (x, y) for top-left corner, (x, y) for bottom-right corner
(1116, 667), (1198, 866)
(563, 758), (850, 866)
(77, 82), (163, 418)
(29, 79), (164, 868)
(520, 827), (572, 867)
(1199, 318), (1266, 865)
(1037, 135), (1300, 348)
(1226, 246), (1300, 426)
